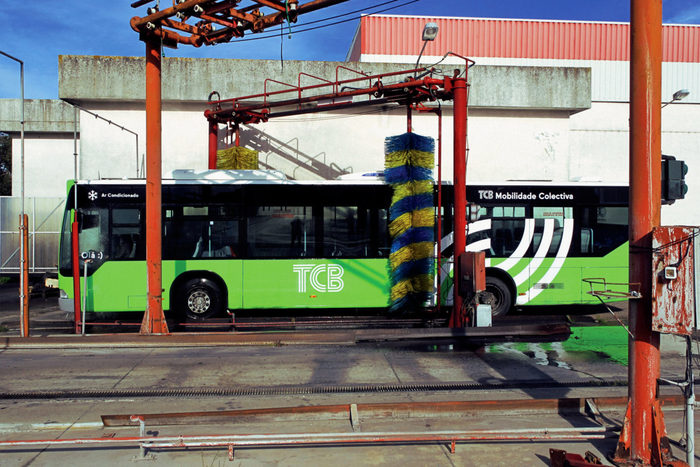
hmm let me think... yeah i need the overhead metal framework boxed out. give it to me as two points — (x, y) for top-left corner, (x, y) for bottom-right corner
(130, 0), (350, 335)
(130, 0), (349, 47)
(204, 57), (476, 324)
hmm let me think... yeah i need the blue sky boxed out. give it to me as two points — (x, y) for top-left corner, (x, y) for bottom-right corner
(1, 0), (699, 99)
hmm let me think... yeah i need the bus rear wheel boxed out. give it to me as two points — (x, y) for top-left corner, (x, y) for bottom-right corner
(178, 278), (223, 321)
(485, 276), (512, 318)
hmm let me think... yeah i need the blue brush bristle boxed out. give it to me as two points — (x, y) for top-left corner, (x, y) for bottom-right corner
(385, 132), (436, 313)
(389, 194), (433, 221)
(384, 132), (435, 154)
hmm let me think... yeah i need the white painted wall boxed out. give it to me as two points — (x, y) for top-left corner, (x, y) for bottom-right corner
(11, 135), (76, 198)
(21, 98), (698, 229)
(569, 101), (700, 225)
(74, 104), (573, 185)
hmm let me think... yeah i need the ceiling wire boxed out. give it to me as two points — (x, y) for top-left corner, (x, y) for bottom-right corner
(225, 0), (420, 43)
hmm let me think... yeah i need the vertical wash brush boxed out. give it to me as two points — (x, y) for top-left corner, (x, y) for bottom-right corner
(384, 132), (435, 312)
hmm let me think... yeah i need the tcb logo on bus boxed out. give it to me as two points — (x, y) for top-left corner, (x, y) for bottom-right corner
(293, 264), (344, 293)
(478, 190), (494, 200)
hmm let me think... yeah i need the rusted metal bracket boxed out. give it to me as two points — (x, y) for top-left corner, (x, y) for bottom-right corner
(612, 399), (688, 466)
(130, 0), (349, 47)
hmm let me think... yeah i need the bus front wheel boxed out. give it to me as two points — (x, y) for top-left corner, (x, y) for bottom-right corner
(485, 276), (512, 318)
(178, 278), (223, 321)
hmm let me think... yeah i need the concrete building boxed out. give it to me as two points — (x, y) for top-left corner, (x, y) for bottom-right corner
(348, 15), (700, 226)
(0, 14), (698, 272)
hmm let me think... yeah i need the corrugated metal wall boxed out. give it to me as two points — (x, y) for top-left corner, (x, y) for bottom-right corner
(357, 15), (700, 61)
(352, 15), (700, 103)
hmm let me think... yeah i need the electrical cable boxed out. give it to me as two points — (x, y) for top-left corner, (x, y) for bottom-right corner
(220, 0), (420, 43)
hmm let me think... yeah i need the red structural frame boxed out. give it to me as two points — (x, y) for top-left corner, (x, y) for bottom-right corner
(131, 0), (351, 334)
(204, 60), (475, 326)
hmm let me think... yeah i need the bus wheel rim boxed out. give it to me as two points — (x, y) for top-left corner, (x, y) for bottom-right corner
(188, 290), (211, 314)
(487, 286), (503, 307)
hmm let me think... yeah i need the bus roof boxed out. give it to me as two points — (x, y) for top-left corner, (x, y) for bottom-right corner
(74, 170), (627, 188)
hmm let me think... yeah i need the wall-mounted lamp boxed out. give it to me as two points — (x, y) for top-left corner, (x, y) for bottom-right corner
(662, 88), (690, 108)
(416, 22), (439, 71)
(422, 22), (439, 41)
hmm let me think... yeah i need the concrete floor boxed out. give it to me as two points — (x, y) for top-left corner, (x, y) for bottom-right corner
(0, 342), (697, 466)
(0, 284), (697, 466)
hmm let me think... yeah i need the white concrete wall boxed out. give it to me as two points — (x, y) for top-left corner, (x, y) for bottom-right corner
(569, 101), (700, 225)
(74, 104), (574, 186)
(11, 135), (76, 198)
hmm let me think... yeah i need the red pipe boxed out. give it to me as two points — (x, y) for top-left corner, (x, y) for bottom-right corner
(141, 37), (169, 335)
(71, 218), (81, 334)
(406, 104), (412, 133)
(208, 119), (218, 169)
(450, 78), (468, 327)
(628, 0), (662, 462)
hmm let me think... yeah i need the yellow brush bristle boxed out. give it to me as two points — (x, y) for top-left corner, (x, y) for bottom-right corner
(217, 147), (259, 170)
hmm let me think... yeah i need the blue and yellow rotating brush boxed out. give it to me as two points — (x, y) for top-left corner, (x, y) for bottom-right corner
(384, 132), (435, 312)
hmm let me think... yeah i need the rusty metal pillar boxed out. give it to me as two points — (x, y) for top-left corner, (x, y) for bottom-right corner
(208, 119), (218, 169)
(449, 77), (468, 327)
(627, 0), (662, 462)
(19, 214), (29, 337)
(140, 37), (169, 335)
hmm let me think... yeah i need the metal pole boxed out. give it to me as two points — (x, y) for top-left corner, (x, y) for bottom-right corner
(1, 51), (28, 337)
(20, 214), (29, 335)
(628, 0), (662, 462)
(436, 109), (442, 311)
(686, 336), (695, 467)
(450, 78), (467, 326)
(82, 259), (90, 336)
(208, 119), (218, 169)
(141, 37), (168, 335)
(72, 219), (81, 334)
(406, 103), (412, 133)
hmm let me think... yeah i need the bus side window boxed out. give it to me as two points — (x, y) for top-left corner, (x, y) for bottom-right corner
(533, 207), (571, 256)
(488, 206), (526, 257)
(111, 208), (142, 260)
(248, 205), (314, 258)
(580, 206), (627, 256)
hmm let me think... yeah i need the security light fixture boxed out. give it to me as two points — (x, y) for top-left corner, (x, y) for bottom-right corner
(662, 89), (691, 108)
(672, 89), (690, 101)
(416, 22), (439, 73)
(422, 22), (439, 41)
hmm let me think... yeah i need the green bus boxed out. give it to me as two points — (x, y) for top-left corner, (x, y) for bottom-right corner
(57, 170), (628, 320)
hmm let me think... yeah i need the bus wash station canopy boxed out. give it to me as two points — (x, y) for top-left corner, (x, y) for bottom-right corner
(122, 0), (481, 337)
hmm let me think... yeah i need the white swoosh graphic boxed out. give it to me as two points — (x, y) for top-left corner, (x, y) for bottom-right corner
(495, 218), (535, 272)
(513, 218), (554, 286)
(519, 218), (574, 304)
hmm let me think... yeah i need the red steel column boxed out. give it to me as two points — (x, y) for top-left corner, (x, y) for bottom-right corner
(72, 218), (81, 334)
(141, 37), (169, 335)
(629, 0), (662, 461)
(450, 78), (467, 325)
(208, 119), (218, 169)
